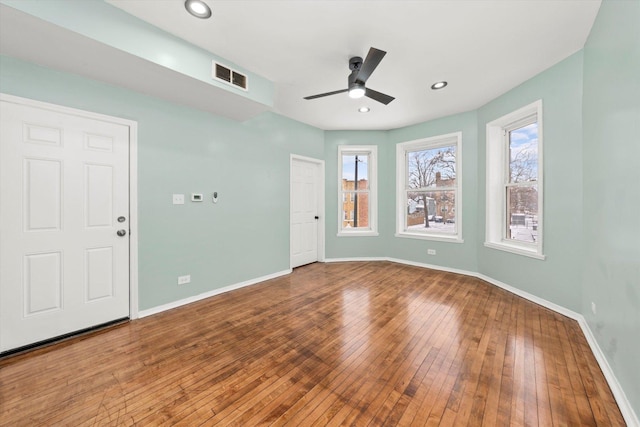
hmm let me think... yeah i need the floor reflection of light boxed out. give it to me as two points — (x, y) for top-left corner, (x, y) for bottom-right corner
(408, 293), (460, 352)
(340, 288), (370, 360)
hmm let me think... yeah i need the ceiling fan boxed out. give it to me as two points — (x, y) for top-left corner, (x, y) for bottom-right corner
(304, 47), (395, 105)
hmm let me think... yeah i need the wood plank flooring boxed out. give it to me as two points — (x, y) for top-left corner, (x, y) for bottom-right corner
(0, 261), (625, 426)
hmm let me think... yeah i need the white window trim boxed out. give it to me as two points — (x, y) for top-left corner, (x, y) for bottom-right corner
(337, 145), (378, 237)
(395, 132), (463, 243)
(485, 100), (545, 260)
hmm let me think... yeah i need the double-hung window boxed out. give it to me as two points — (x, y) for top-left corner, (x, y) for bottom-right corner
(338, 146), (378, 236)
(485, 100), (544, 259)
(396, 132), (462, 242)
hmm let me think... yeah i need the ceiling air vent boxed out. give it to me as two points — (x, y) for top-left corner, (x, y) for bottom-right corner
(213, 62), (248, 91)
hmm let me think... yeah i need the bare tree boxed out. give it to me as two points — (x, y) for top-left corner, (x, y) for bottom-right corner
(508, 147), (538, 216)
(408, 148), (456, 227)
(509, 148), (537, 183)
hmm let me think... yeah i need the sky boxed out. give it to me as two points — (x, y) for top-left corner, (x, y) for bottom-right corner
(509, 122), (539, 181)
(342, 154), (369, 181)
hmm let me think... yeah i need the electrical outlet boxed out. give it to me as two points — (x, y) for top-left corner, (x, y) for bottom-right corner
(591, 301), (597, 315)
(178, 275), (191, 285)
(427, 249), (436, 255)
(173, 194), (185, 205)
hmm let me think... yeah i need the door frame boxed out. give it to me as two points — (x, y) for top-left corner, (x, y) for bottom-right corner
(290, 154), (325, 268)
(0, 93), (139, 320)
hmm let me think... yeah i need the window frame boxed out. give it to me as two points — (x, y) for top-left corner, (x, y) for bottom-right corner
(395, 132), (463, 243)
(485, 100), (545, 259)
(337, 145), (378, 237)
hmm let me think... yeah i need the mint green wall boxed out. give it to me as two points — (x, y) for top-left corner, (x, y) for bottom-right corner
(388, 112), (479, 272)
(0, 55), (324, 310)
(324, 130), (390, 258)
(324, 112), (478, 273)
(1, 0), (273, 106)
(476, 52), (585, 312)
(582, 0), (640, 415)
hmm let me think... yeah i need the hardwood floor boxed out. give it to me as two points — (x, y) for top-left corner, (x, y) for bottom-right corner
(0, 262), (625, 426)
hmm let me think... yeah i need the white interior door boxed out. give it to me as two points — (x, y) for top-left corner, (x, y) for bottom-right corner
(291, 156), (323, 268)
(0, 97), (131, 352)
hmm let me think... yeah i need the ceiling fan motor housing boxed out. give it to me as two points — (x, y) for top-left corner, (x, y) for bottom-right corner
(349, 56), (363, 71)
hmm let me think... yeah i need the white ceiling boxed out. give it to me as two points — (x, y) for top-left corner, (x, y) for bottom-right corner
(2, 1), (601, 131)
(107, 0), (600, 130)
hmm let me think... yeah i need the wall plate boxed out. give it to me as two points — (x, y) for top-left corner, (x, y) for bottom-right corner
(191, 193), (203, 202)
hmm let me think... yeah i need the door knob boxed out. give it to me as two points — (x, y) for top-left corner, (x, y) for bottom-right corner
(117, 229), (127, 237)
(314, 216), (319, 219)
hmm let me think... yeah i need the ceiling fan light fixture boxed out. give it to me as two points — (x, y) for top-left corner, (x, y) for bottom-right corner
(185, 0), (212, 19)
(304, 47), (394, 105)
(348, 84), (366, 99)
(431, 81), (448, 90)
(358, 107), (370, 113)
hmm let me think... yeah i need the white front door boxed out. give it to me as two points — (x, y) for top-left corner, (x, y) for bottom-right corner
(290, 156), (323, 268)
(0, 97), (131, 352)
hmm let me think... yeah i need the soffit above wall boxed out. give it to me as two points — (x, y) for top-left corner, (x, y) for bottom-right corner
(0, 4), (271, 123)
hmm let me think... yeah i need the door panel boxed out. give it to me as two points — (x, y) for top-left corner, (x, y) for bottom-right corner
(24, 252), (62, 315)
(85, 163), (114, 228)
(0, 99), (130, 352)
(85, 247), (114, 302)
(23, 158), (62, 231)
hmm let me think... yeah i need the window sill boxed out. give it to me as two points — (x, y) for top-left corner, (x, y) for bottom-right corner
(337, 230), (379, 237)
(395, 232), (463, 243)
(484, 241), (546, 260)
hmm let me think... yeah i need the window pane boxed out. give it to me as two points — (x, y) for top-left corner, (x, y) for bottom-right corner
(407, 146), (456, 189)
(342, 154), (369, 190)
(406, 190), (456, 234)
(506, 185), (539, 243)
(341, 192), (369, 228)
(509, 123), (538, 183)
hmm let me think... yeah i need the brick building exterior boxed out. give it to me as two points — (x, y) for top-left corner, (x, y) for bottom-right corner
(342, 178), (369, 228)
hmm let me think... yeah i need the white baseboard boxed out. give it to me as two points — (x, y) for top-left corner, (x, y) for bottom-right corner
(324, 256), (638, 426)
(138, 268), (292, 319)
(473, 272), (582, 321)
(577, 317), (640, 427)
(324, 257), (388, 263)
(387, 257), (483, 279)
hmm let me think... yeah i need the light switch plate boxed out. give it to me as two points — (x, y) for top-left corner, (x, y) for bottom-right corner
(173, 194), (185, 205)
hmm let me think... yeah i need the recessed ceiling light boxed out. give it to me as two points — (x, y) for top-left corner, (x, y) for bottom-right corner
(185, 0), (212, 19)
(358, 107), (370, 113)
(431, 81), (448, 90)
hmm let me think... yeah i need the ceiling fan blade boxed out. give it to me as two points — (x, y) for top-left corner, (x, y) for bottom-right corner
(355, 47), (386, 83)
(304, 89), (348, 100)
(365, 88), (395, 105)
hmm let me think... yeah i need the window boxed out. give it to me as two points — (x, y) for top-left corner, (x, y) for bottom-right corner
(396, 132), (462, 242)
(338, 146), (378, 236)
(485, 100), (544, 259)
